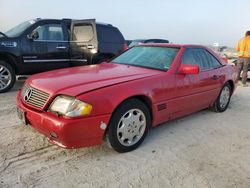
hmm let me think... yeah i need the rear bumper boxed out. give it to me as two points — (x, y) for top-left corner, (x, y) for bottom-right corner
(16, 90), (111, 149)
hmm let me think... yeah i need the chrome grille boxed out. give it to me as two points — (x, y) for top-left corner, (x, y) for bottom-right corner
(21, 84), (50, 109)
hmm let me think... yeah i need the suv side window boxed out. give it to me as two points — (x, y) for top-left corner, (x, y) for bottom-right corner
(33, 24), (65, 41)
(97, 25), (123, 43)
(72, 24), (94, 42)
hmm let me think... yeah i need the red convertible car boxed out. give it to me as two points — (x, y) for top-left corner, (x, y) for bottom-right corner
(16, 44), (237, 152)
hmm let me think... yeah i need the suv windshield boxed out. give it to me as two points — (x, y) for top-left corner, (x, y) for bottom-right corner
(112, 46), (179, 71)
(5, 19), (37, 37)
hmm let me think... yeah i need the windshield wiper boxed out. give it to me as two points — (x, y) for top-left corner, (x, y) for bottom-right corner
(0, 32), (8, 37)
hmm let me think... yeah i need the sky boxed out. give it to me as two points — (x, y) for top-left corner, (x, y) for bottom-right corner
(0, 0), (250, 47)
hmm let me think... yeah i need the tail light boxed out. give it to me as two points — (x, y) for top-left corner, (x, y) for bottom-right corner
(123, 42), (128, 51)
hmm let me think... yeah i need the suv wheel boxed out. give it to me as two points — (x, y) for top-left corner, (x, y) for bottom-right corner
(0, 60), (16, 93)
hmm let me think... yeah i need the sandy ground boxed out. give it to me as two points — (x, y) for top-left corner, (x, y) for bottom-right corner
(0, 81), (250, 188)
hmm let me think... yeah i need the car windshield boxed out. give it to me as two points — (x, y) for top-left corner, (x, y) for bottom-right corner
(4, 19), (37, 37)
(112, 46), (179, 71)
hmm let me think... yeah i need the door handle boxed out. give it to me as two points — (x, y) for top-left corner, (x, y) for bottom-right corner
(212, 75), (220, 80)
(87, 44), (94, 49)
(56, 46), (67, 49)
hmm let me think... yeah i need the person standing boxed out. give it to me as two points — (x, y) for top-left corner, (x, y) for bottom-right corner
(236, 31), (250, 87)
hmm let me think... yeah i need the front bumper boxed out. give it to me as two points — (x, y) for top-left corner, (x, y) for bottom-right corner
(16, 90), (111, 149)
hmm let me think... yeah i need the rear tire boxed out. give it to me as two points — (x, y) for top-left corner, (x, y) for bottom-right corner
(107, 99), (151, 153)
(211, 83), (232, 112)
(0, 60), (16, 93)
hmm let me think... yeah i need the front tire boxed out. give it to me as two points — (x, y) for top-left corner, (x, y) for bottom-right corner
(0, 60), (16, 93)
(211, 83), (232, 112)
(107, 99), (151, 153)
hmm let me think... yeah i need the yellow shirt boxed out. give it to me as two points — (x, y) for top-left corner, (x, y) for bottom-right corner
(236, 36), (250, 58)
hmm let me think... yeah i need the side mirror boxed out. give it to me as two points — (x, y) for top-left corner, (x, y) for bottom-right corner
(178, 64), (200, 74)
(27, 31), (39, 40)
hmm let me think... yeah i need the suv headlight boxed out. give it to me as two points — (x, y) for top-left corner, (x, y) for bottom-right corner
(49, 95), (92, 117)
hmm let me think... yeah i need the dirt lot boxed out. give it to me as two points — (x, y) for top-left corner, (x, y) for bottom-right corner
(0, 81), (250, 188)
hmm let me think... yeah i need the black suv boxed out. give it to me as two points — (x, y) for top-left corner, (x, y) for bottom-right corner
(0, 18), (127, 92)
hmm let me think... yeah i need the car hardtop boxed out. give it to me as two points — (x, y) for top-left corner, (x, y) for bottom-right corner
(139, 43), (207, 48)
(139, 43), (222, 53)
(131, 39), (168, 42)
(136, 43), (226, 65)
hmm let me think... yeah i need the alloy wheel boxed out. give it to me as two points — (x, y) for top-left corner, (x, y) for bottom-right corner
(219, 86), (230, 109)
(0, 65), (12, 90)
(117, 108), (146, 147)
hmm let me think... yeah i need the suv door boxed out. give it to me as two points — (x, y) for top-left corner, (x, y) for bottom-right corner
(70, 19), (98, 66)
(22, 21), (70, 74)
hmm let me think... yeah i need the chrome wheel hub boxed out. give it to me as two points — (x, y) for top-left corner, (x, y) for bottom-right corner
(219, 86), (230, 109)
(117, 109), (146, 146)
(0, 65), (12, 90)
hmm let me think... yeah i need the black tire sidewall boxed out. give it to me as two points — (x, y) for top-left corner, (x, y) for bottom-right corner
(108, 99), (151, 153)
(0, 60), (16, 93)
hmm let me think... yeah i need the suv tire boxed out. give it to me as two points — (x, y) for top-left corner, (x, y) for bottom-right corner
(0, 60), (16, 93)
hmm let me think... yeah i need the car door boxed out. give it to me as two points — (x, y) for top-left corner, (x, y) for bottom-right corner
(202, 49), (224, 92)
(70, 19), (98, 66)
(169, 48), (219, 118)
(22, 21), (70, 74)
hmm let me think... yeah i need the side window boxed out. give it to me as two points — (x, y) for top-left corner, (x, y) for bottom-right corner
(72, 24), (94, 42)
(203, 50), (222, 68)
(182, 48), (221, 71)
(33, 24), (64, 41)
(181, 49), (198, 66)
(97, 26), (123, 43)
(194, 49), (210, 71)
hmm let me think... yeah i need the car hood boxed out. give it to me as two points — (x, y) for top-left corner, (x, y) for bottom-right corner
(27, 63), (162, 96)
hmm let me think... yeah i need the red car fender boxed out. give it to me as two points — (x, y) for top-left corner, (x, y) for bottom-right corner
(76, 74), (167, 128)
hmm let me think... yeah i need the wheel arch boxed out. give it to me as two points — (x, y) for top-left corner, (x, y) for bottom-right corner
(226, 80), (234, 94)
(126, 95), (153, 121)
(104, 94), (154, 136)
(0, 53), (18, 73)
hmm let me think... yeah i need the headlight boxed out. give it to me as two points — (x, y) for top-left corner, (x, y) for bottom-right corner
(49, 95), (92, 117)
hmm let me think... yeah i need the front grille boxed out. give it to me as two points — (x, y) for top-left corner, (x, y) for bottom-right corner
(21, 84), (50, 109)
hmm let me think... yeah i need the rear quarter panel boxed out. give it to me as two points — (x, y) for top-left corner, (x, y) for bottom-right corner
(225, 63), (238, 93)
